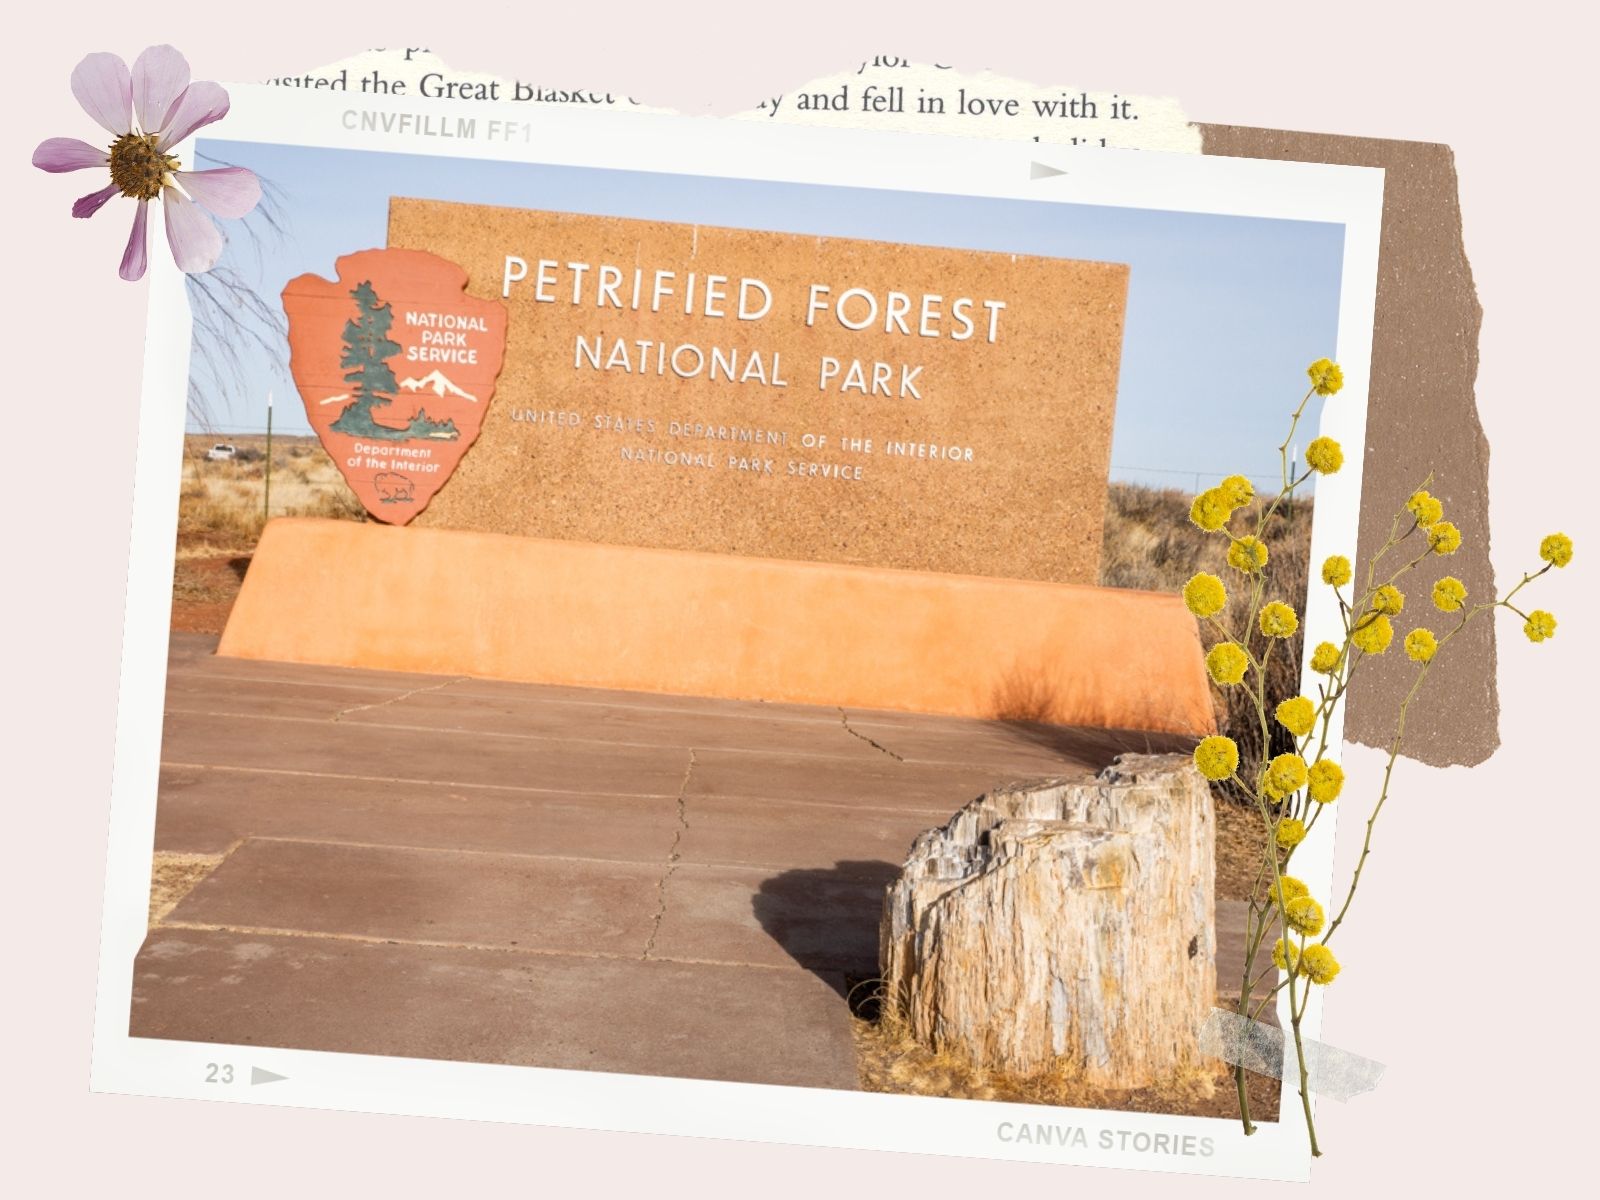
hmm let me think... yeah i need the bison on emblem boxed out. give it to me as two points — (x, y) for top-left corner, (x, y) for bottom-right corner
(374, 472), (415, 503)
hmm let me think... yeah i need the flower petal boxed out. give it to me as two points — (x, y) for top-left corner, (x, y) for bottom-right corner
(162, 190), (224, 274)
(32, 137), (109, 173)
(155, 81), (230, 150)
(175, 167), (260, 219)
(73, 184), (120, 219)
(71, 52), (132, 136)
(132, 44), (191, 135)
(120, 201), (150, 282)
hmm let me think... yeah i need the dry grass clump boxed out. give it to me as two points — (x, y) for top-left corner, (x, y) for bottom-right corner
(1100, 482), (1313, 805)
(178, 434), (364, 555)
(852, 1007), (1279, 1118)
(148, 851), (225, 925)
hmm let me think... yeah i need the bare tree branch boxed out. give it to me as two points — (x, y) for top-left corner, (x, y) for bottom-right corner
(185, 154), (289, 430)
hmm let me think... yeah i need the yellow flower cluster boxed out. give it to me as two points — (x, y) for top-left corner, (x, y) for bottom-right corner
(1307, 358), (1344, 396)
(1432, 576), (1467, 612)
(1265, 752), (1309, 798)
(1300, 943), (1341, 985)
(1429, 521), (1463, 555)
(1220, 475), (1255, 507)
(1308, 759), (1344, 804)
(1176, 367), (1583, 1063)
(1274, 937), (1341, 983)
(1227, 535), (1269, 574)
(1540, 532), (1574, 568)
(1189, 475), (1258, 532)
(1284, 895), (1326, 936)
(1194, 735), (1239, 781)
(1275, 817), (1307, 849)
(1352, 614), (1394, 654)
(1259, 601), (1299, 639)
(1276, 695), (1317, 738)
(1273, 875), (1310, 905)
(1272, 938), (1301, 972)
(1407, 489), (1444, 527)
(1524, 610), (1557, 643)
(1372, 584), (1405, 616)
(1189, 490), (1231, 532)
(1405, 627), (1438, 663)
(1310, 641), (1342, 674)
(1305, 436), (1344, 475)
(1207, 642), (1249, 685)
(1182, 572), (1227, 618)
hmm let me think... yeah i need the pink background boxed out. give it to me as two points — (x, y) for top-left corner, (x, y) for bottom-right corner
(5, 3), (1594, 1193)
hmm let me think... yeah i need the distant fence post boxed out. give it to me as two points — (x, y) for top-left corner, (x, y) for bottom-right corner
(263, 391), (274, 522)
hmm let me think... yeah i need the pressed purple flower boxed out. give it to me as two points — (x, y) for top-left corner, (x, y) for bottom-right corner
(32, 45), (260, 282)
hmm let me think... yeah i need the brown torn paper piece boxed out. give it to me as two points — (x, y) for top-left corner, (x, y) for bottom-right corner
(259, 54), (1497, 764)
(1200, 127), (1496, 766)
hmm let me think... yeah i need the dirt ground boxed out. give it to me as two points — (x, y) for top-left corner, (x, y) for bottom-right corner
(172, 554), (251, 634)
(1215, 795), (1272, 902)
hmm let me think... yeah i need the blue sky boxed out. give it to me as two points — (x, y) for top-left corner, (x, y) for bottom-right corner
(192, 139), (1345, 493)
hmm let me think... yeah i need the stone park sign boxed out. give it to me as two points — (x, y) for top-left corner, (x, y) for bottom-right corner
(231, 204), (1216, 731)
(282, 248), (509, 523)
(385, 199), (1128, 585)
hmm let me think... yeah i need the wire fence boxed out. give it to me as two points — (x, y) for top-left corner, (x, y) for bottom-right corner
(1109, 463), (1306, 497)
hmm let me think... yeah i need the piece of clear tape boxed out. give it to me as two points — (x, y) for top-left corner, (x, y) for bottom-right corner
(1200, 1009), (1385, 1101)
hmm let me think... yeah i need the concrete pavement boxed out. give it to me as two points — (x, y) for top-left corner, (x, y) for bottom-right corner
(133, 632), (1205, 1089)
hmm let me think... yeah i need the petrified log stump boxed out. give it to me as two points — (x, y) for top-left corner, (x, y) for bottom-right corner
(880, 753), (1215, 1085)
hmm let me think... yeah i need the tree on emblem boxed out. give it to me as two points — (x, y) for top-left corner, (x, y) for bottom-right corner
(330, 280), (458, 441)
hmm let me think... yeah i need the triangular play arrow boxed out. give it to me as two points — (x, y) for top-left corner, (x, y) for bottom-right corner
(250, 1066), (288, 1086)
(1029, 161), (1068, 180)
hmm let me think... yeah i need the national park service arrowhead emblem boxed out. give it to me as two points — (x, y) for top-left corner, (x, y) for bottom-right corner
(282, 248), (508, 524)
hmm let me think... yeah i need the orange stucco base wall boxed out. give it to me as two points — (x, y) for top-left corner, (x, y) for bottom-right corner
(217, 518), (1216, 736)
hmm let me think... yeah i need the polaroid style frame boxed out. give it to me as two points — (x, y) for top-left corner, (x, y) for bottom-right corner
(90, 83), (1383, 1182)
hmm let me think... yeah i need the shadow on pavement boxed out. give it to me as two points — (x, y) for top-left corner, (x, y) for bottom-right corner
(990, 718), (1199, 765)
(751, 862), (898, 1003)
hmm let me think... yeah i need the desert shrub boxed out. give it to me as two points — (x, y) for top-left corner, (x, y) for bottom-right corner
(301, 488), (368, 523)
(1100, 483), (1312, 803)
(177, 435), (367, 552)
(177, 481), (265, 547)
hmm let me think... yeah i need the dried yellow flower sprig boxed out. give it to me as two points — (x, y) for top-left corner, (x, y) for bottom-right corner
(1178, 359), (1575, 1157)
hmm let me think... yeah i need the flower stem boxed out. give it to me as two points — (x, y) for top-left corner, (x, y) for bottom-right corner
(1290, 982), (1321, 1156)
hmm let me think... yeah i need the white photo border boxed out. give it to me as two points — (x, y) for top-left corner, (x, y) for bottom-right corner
(90, 84), (1384, 1183)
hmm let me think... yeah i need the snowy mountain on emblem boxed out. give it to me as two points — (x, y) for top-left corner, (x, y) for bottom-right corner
(398, 370), (479, 403)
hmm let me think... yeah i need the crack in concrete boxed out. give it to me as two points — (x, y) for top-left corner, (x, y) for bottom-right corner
(331, 676), (470, 722)
(642, 747), (694, 960)
(837, 708), (906, 762)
